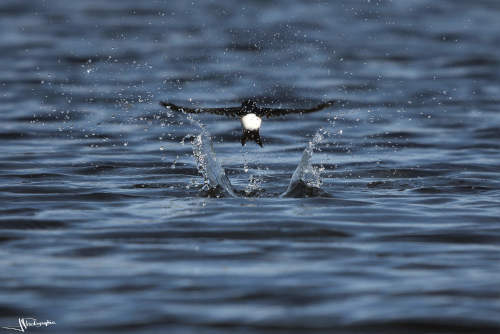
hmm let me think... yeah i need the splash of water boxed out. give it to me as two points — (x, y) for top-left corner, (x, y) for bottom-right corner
(188, 118), (236, 198)
(244, 170), (265, 197)
(281, 127), (330, 198)
(179, 111), (334, 198)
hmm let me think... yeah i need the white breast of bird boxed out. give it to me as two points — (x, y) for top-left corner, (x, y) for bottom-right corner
(241, 113), (262, 131)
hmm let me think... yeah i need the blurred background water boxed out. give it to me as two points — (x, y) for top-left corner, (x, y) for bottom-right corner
(1, 0), (500, 333)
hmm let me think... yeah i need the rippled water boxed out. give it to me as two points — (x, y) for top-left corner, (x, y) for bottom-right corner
(1, 0), (500, 333)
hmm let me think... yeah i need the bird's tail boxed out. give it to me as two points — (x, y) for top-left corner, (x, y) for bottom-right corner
(241, 130), (263, 147)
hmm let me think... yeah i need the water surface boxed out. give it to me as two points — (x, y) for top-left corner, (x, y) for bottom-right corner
(1, 0), (500, 333)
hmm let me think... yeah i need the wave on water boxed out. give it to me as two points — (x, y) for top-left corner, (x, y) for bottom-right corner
(188, 117), (331, 198)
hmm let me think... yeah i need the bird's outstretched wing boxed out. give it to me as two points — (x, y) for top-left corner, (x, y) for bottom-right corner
(159, 101), (242, 118)
(256, 100), (338, 118)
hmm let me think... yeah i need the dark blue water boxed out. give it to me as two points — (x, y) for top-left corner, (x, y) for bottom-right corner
(1, 0), (500, 333)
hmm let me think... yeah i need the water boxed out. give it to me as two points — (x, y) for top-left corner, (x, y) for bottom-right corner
(1, 0), (500, 333)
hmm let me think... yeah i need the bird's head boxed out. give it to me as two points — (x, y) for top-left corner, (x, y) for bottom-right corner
(241, 99), (258, 112)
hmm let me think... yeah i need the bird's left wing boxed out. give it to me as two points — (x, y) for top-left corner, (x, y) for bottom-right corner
(256, 100), (337, 118)
(160, 101), (242, 118)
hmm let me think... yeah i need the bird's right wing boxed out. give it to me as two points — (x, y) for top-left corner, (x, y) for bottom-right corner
(160, 101), (242, 118)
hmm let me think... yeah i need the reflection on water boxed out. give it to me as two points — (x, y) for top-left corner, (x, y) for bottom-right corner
(1, 0), (500, 333)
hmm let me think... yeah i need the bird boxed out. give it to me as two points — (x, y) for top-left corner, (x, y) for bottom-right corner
(159, 99), (337, 147)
